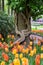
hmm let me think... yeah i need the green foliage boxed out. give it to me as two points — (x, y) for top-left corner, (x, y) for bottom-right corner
(8, 0), (43, 20)
(36, 15), (43, 19)
(0, 11), (15, 38)
(29, 0), (43, 20)
(8, 0), (27, 13)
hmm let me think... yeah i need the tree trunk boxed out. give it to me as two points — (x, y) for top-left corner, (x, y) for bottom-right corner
(21, 12), (31, 31)
(14, 10), (19, 30)
(26, 15), (31, 31)
(26, 8), (31, 31)
(0, 0), (1, 10)
(2, 0), (4, 11)
(16, 13), (18, 28)
(14, 10), (31, 32)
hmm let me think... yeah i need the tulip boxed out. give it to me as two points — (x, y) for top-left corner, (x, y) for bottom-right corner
(2, 52), (9, 62)
(25, 48), (29, 54)
(19, 53), (23, 59)
(13, 54), (20, 65)
(38, 40), (41, 46)
(9, 62), (13, 65)
(12, 49), (18, 55)
(17, 45), (21, 50)
(7, 34), (11, 38)
(33, 47), (37, 54)
(41, 46), (43, 51)
(30, 41), (33, 46)
(35, 55), (40, 65)
(11, 35), (15, 39)
(28, 45), (32, 51)
(40, 53), (43, 59)
(5, 48), (9, 52)
(0, 42), (3, 47)
(15, 54), (19, 58)
(22, 49), (26, 54)
(1, 38), (4, 41)
(22, 57), (28, 65)
(29, 50), (34, 56)
(1, 61), (5, 65)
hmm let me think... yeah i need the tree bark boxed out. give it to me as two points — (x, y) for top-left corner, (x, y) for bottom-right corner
(14, 10), (19, 30)
(21, 12), (31, 31)
(0, 0), (1, 10)
(16, 13), (18, 28)
(14, 10), (31, 31)
(2, 0), (4, 11)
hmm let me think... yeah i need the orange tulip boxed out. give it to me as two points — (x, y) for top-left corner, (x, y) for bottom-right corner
(38, 40), (41, 46)
(0, 42), (4, 48)
(28, 45), (32, 51)
(11, 35), (15, 39)
(2, 52), (9, 62)
(5, 48), (9, 52)
(22, 57), (28, 65)
(35, 55), (40, 65)
(9, 63), (13, 65)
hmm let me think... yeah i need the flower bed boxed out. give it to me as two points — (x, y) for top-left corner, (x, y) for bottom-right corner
(0, 34), (43, 65)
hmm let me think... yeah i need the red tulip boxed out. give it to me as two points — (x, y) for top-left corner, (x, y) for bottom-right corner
(35, 55), (40, 65)
(2, 52), (9, 61)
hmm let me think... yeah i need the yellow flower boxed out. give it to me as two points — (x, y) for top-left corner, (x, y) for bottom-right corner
(12, 49), (17, 55)
(1, 61), (5, 65)
(15, 54), (19, 58)
(22, 49), (25, 53)
(19, 53), (23, 59)
(30, 41), (33, 46)
(5, 48), (9, 52)
(29, 50), (34, 56)
(10, 44), (14, 47)
(12, 35), (15, 39)
(25, 48), (29, 54)
(41, 53), (43, 59)
(17, 45), (21, 49)
(33, 47), (37, 54)
(41, 46), (43, 51)
(13, 58), (20, 65)
(2, 38), (4, 41)
(7, 35), (11, 38)
(22, 57), (28, 65)
(7, 35), (10, 38)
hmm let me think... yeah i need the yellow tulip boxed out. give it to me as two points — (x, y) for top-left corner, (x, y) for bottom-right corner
(1, 61), (5, 65)
(22, 57), (28, 65)
(19, 53), (23, 59)
(41, 53), (43, 59)
(33, 47), (37, 54)
(13, 58), (20, 65)
(5, 48), (9, 52)
(25, 48), (29, 54)
(22, 49), (26, 53)
(15, 54), (19, 58)
(30, 41), (33, 46)
(29, 50), (34, 56)
(7, 35), (10, 38)
(10, 43), (14, 47)
(17, 45), (21, 49)
(41, 46), (43, 51)
(2, 38), (4, 41)
(12, 49), (17, 55)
